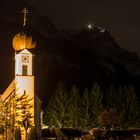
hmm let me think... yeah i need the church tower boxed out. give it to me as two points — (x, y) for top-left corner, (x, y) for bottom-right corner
(14, 49), (35, 125)
(0, 8), (41, 140)
(12, 8), (40, 139)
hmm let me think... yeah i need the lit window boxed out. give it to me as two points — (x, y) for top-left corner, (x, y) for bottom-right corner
(22, 65), (28, 75)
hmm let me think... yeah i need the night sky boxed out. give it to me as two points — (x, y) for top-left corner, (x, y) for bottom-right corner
(26, 0), (140, 56)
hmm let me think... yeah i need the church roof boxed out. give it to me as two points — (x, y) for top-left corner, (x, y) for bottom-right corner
(15, 48), (34, 55)
(1, 80), (15, 101)
(20, 48), (32, 54)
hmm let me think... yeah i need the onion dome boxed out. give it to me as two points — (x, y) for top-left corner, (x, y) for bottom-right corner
(12, 33), (36, 51)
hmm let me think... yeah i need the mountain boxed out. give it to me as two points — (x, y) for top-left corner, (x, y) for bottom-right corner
(36, 27), (140, 108)
(0, 0), (140, 108)
(61, 28), (140, 75)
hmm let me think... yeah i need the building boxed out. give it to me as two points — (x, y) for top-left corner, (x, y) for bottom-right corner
(0, 8), (41, 140)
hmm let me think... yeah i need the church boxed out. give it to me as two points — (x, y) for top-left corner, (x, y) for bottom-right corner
(0, 8), (41, 140)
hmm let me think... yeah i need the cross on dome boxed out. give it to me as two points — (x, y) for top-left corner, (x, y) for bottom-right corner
(12, 8), (36, 51)
(22, 8), (29, 27)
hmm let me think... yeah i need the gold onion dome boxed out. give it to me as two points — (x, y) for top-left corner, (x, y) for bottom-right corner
(12, 33), (36, 51)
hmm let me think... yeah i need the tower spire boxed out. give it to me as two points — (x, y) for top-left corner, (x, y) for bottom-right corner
(22, 8), (29, 27)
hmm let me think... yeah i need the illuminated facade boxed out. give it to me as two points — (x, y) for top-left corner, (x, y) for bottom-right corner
(0, 8), (41, 140)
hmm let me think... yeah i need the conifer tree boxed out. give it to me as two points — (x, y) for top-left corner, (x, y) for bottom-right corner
(90, 83), (103, 127)
(68, 85), (80, 128)
(106, 85), (118, 108)
(79, 88), (91, 130)
(105, 85), (140, 128)
(121, 86), (140, 128)
(15, 92), (33, 128)
(3, 95), (14, 139)
(45, 81), (69, 128)
(14, 92), (33, 140)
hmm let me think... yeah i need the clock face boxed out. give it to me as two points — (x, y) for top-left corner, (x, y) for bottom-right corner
(21, 56), (29, 63)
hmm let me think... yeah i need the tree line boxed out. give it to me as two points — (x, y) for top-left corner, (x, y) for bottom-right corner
(45, 82), (140, 131)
